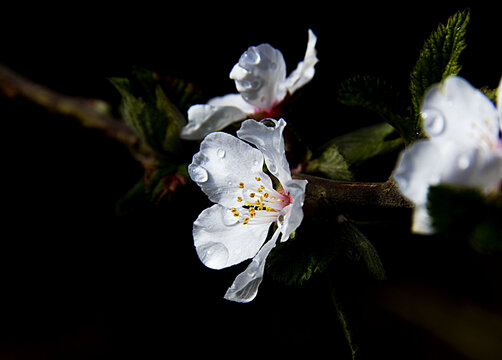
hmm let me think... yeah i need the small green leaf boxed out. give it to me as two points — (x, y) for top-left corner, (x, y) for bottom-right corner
(109, 70), (187, 155)
(338, 217), (386, 281)
(324, 123), (403, 167)
(304, 145), (354, 181)
(331, 285), (358, 360)
(410, 9), (470, 137)
(338, 75), (411, 141)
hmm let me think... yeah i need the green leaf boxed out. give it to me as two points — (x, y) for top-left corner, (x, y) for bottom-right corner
(330, 284), (358, 360)
(305, 146), (354, 181)
(323, 123), (403, 167)
(267, 215), (385, 286)
(428, 185), (502, 253)
(338, 75), (411, 141)
(410, 9), (470, 136)
(108, 69), (187, 155)
(266, 231), (336, 286)
(338, 217), (386, 281)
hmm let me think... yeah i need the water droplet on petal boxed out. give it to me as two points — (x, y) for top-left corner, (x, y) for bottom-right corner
(197, 242), (229, 269)
(422, 109), (446, 136)
(457, 154), (471, 170)
(222, 210), (240, 226)
(243, 46), (260, 65)
(217, 148), (226, 159)
(189, 165), (209, 183)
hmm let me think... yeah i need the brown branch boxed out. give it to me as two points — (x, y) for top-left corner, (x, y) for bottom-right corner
(295, 174), (413, 210)
(0, 63), (157, 167)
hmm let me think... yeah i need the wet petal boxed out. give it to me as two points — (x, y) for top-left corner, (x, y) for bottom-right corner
(283, 29), (318, 95)
(237, 118), (292, 186)
(181, 96), (250, 140)
(224, 228), (280, 302)
(230, 43), (287, 111)
(188, 131), (273, 209)
(279, 178), (308, 242)
(193, 204), (272, 269)
(421, 76), (499, 150)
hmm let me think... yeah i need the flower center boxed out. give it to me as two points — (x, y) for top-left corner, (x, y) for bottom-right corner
(231, 176), (290, 226)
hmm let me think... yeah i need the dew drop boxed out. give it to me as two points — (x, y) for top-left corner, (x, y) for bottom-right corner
(222, 210), (240, 226)
(422, 109), (446, 136)
(244, 46), (260, 65)
(189, 165), (209, 183)
(457, 154), (471, 170)
(217, 148), (226, 159)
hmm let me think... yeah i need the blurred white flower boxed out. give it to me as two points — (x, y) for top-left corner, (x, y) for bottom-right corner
(180, 30), (318, 140)
(188, 119), (307, 302)
(392, 76), (502, 234)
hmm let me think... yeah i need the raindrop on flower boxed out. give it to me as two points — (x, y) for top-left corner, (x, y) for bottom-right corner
(189, 165), (209, 183)
(422, 109), (446, 136)
(457, 154), (471, 170)
(217, 148), (226, 158)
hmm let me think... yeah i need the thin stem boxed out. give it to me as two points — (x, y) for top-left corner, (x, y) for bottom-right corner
(0, 63), (157, 167)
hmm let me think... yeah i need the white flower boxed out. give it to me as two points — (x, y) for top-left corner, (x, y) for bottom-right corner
(392, 76), (502, 234)
(188, 119), (307, 302)
(180, 30), (318, 140)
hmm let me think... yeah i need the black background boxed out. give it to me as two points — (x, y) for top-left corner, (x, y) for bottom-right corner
(1, 2), (501, 359)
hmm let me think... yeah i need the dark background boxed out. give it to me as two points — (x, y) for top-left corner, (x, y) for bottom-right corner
(1, 2), (501, 359)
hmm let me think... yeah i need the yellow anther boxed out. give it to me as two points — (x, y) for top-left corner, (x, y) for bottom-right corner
(249, 193), (255, 198)
(255, 177), (261, 181)
(231, 208), (237, 212)
(257, 188), (263, 193)
(233, 212), (240, 217)
(239, 182), (244, 188)
(243, 218), (250, 225)
(264, 193), (269, 198)
(237, 196), (243, 202)
(260, 185), (265, 190)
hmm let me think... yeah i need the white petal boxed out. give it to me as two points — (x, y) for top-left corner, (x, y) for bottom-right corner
(188, 131), (273, 209)
(279, 178), (308, 242)
(237, 119), (292, 186)
(441, 145), (502, 193)
(193, 204), (272, 269)
(283, 29), (318, 95)
(180, 102), (248, 140)
(497, 77), (502, 130)
(207, 93), (255, 113)
(412, 205), (434, 235)
(393, 138), (502, 234)
(224, 228), (280, 302)
(392, 139), (446, 207)
(421, 76), (499, 150)
(230, 43), (287, 111)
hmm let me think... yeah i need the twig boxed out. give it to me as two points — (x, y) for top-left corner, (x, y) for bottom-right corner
(295, 174), (413, 210)
(0, 63), (157, 167)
